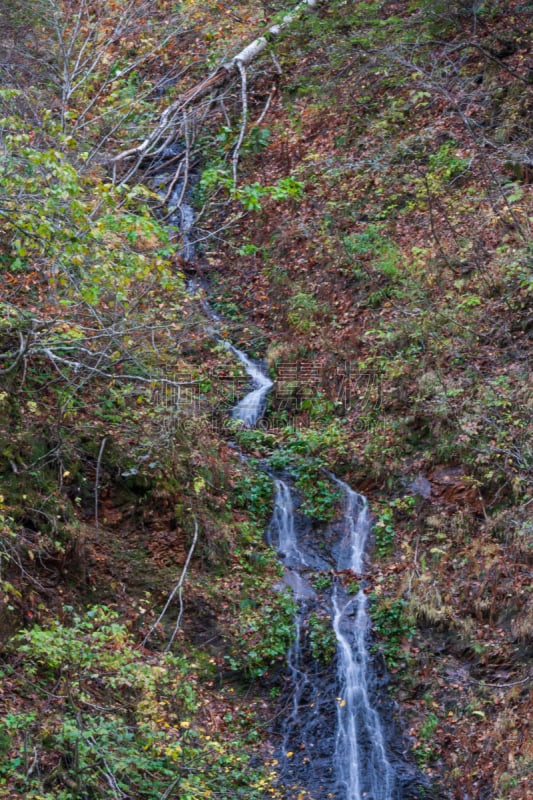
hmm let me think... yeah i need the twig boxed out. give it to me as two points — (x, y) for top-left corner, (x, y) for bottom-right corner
(26, 747), (39, 778)
(0, 331), (27, 375)
(158, 776), (181, 800)
(95, 436), (107, 542)
(254, 86), (275, 127)
(470, 674), (531, 689)
(175, 109), (191, 213)
(218, 96), (231, 127)
(40, 348), (200, 388)
(141, 517), (199, 648)
(166, 516), (199, 650)
(160, 159), (184, 206)
(271, 52), (283, 75)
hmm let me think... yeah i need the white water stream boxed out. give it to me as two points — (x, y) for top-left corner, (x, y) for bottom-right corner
(227, 344), (273, 428)
(332, 484), (394, 800)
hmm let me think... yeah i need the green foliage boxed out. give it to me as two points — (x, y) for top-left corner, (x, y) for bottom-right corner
(343, 224), (401, 280)
(246, 126), (271, 153)
(498, 241), (533, 299)
(236, 242), (261, 256)
(412, 712), (440, 766)
(370, 597), (415, 668)
(269, 176), (305, 201)
(210, 500), (296, 681)
(373, 505), (396, 558)
(294, 459), (342, 520)
(346, 579), (360, 595)
(426, 141), (471, 190)
(268, 451), (341, 521)
(266, 424), (346, 520)
(269, 421), (347, 463)
(198, 160), (304, 212)
(343, 224), (384, 257)
(227, 588), (296, 679)
(0, 120), (183, 307)
(313, 572), (333, 591)
(3, 606), (275, 799)
(0, 101), (203, 544)
(233, 466), (273, 522)
(234, 427), (277, 453)
(237, 182), (268, 212)
(419, 711), (439, 740)
(214, 124), (270, 155)
(308, 612), (337, 665)
(374, 496), (415, 558)
(287, 291), (320, 332)
(413, 0), (493, 35)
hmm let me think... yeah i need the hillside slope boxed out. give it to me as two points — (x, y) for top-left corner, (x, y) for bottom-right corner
(0, 1), (531, 799)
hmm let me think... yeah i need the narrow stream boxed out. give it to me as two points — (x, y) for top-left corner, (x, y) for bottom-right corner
(153, 149), (421, 800)
(331, 485), (394, 800)
(227, 344), (273, 428)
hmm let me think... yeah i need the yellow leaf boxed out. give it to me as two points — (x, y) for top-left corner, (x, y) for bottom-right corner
(193, 476), (206, 494)
(337, 698), (346, 707)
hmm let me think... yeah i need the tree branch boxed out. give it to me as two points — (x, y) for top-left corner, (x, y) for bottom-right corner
(141, 516), (199, 650)
(232, 60), (248, 190)
(112, 0), (325, 168)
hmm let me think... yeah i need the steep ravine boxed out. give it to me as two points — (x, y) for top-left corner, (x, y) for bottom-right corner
(151, 122), (426, 798)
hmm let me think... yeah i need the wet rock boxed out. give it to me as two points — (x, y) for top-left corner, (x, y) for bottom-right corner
(408, 474), (432, 499)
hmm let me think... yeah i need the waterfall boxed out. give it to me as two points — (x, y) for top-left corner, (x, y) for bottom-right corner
(154, 132), (418, 800)
(332, 482), (395, 800)
(225, 320), (418, 799)
(268, 480), (308, 568)
(268, 474), (397, 799)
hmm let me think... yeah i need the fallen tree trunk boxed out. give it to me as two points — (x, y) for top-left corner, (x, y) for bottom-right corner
(112, 0), (325, 171)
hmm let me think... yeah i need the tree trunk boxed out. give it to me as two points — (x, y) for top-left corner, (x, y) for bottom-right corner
(112, 0), (325, 167)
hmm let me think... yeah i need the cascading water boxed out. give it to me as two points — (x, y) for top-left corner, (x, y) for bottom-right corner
(331, 483), (395, 800)
(227, 344), (273, 428)
(229, 355), (417, 799)
(268, 475), (398, 799)
(269, 480), (309, 569)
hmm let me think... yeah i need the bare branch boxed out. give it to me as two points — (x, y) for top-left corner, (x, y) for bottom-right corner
(141, 516), (199, 649)
(166, 516), (199, 651)
(94, 436), (107, 542)
(0, 331), (27, 375)
(112, 0), (326, 168)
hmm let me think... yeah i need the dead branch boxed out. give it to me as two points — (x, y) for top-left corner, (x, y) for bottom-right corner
(175, 110), (192, 212)
(112, 0), (325, 168)
(39, 348), (200, 388)
(470, 674), (531, 689)
(0, 331), (28, 375)
(94, 436), (107, 542)
(166, 516), (199, 651)
(232, 61), (248, 189)
(254, 85), (276, 127)
(141, 516), (199, 649)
